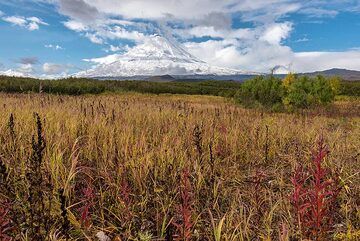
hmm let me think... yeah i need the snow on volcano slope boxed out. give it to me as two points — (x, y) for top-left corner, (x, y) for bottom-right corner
(0, 69), (31, 77)
(76, 35), (254, 77)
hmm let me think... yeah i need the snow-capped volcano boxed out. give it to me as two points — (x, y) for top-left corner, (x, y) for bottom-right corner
(76, 35), (254, 77)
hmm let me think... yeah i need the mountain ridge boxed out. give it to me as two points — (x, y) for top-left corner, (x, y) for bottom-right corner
(301, 68), (360, 81)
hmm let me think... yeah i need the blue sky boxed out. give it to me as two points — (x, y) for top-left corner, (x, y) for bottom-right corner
(0, 0), (359, 76)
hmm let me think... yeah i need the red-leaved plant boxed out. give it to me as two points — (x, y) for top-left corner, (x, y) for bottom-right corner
(174, 167), (193, 241)
(0, 201), (13, 241)
(291, 139), (342, 240)
(118, 168), (133, 222)
(79, 182), (95, 229)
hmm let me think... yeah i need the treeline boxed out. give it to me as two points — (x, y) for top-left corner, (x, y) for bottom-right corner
(0, 75), (358, 101)
(0, 76), (242, 96)
(339, 80), (360, 96)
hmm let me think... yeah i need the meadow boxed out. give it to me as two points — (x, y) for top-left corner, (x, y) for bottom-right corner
(0, 92), (359, 240)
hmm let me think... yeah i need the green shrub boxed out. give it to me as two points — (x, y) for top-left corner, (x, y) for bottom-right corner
(283, 76), (316, 108)
(312, 75), (337, 103)
(235, 76), (285, 107)
(283, 75), (338, 108)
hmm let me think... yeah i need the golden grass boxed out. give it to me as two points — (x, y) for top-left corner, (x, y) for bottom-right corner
(0, 92), (359, 240)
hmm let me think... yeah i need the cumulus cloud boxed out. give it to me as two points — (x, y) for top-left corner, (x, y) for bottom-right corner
(260, 22), (293, 45)
(43, 63), (67, 74)
(85, 33), (104, 44)
(102, 26), (147, 42)
(184, 39), (293, 72)
(27, 17), (48, 25)
(63, 18), (148, 45)
(180, 20), (294, 72)
(18, 63), (34, 73)
(2, 16), (27, 26)
(2, 15), (48, 31)
(8, 57), (41, 76)
(63, 20), (88, 32)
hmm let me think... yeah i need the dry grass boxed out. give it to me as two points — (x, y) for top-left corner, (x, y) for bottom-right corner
(0, 92), (359, 240)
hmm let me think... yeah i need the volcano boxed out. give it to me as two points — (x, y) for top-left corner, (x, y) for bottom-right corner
(75, 35), (255, 78)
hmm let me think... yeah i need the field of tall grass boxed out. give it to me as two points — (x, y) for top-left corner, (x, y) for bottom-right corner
(0, 92), (359, 240)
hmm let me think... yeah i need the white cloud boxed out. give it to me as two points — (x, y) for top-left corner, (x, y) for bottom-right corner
(237, 2), (301, 23)
(299, 8), (338, 18)
(2, 16), (27, 26)
(179, 26), (256, 40)
(102, 26), (146, 42)
(3, 57), (40, 76)
(85, 33), (104, 44)
(292, 51), (360, 72)
(109, 45), (121, 52)
(0, 10), (4, 17)
(181, 21), (294, 72)
(2, 15), (48, 31)
(63, 20), (88, 31)
(42, 63), (77, 78)
(18, 63), (34, 73)
(83, 53), (121, 65)
(45, 44), (64, 50)
(27, 16), (49, 25)
(295, 37), (309, 43)
(185, 38), (360, 73)
(43, 63), (66, 74)
(107, 45), (129, 52)
(63, 19), (148, 45)
(74, 0), (237, 20)
(28, 22), (39, 30)
(185, 39), (293, 72)
(260, 22), (293, 45)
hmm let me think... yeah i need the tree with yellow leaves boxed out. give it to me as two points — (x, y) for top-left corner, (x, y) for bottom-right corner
(282, 72), (296, 89)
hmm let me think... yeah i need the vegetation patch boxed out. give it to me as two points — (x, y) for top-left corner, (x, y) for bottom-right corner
(235, 74), (343, 110)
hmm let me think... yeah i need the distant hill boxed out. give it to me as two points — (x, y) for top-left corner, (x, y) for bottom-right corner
(96, 74), (259, 81)
(145, 75), (176, 82)
(87, 68), (360, 82)
(302, 68), (360, 81)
